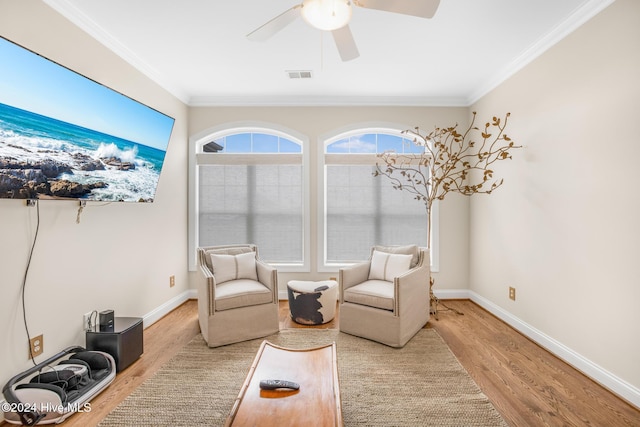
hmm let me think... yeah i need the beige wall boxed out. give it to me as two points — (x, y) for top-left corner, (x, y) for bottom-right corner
(0, 0), (189, 389)
(188, 106), (471, 290)
(471, 0), (640, 394)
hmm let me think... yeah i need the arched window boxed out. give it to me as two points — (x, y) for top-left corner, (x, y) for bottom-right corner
(319, 128), (436, 270)
(193, 126), (308, 271)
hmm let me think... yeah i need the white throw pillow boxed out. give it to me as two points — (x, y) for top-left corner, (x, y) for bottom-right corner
(374, 244), (419, 268)
(210, 252), (258, 284)
(368, 250), (413, 281)
(235, 251), (258, 281)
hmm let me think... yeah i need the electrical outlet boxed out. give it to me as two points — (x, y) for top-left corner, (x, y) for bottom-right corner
(30, 334), (43, 358)
(509, 286), (516, 301)
(169, 275), (175, 288)
(83, 312), (93, 331)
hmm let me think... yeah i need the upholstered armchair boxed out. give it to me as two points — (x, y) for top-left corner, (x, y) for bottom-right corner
(339, 245), (430, 348)
(196, 244), (279, 347)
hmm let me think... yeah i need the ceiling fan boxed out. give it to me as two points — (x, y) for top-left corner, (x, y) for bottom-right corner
(246, 0), (440, 62)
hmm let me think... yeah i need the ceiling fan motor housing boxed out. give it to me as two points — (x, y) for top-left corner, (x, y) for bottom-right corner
(301, 0), (353, 31)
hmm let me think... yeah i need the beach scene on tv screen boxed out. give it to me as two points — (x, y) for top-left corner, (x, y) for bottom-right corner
(0, 37), (175, 202)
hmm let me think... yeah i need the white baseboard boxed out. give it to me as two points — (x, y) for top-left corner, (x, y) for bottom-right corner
(433, 289), (640, 409)
(142, 289), (197, 328)
(433, 288), (470, 300)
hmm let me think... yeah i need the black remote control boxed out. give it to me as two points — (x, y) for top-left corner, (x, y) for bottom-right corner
(259, 379), (300, 390)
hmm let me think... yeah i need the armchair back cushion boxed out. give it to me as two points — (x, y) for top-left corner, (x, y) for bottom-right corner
(372, 244), (419, 268)
(210, 252), (258, 284)
(368, 250), (413, 281)
(202, 246), (254, 272)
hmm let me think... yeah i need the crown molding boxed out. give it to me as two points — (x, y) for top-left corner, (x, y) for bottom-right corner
(42, 0), (191, 104)
(466, 0), (616, 105)
(43, 0), (615, 108)
(187, 95), (469, 107)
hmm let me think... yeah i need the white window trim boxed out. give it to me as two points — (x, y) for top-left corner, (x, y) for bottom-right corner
(316, 122), (440, 273)
(188, 121), (310, 272)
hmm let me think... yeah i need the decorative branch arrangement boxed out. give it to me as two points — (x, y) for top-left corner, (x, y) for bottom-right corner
(374, 112), (522, 318)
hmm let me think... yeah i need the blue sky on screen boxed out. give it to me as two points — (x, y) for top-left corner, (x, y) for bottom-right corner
(0, 37), (174, 151)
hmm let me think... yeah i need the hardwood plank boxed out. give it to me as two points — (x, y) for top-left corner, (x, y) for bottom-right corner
(5, 299), (639, 426)
(427, 300), (640, 426)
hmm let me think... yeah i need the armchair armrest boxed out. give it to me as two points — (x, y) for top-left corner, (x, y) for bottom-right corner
(339, 261), (371, 301)
(197, 262), (216, 315)
(394, 251), (430, 314)
(256, 259), (278, 302)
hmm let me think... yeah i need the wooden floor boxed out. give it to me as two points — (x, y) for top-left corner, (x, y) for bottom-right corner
(7, 299), (639, 426)
(427, 301), (640, 426)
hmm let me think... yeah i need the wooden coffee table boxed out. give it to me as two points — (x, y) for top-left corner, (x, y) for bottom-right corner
(225, 340), (343, 426)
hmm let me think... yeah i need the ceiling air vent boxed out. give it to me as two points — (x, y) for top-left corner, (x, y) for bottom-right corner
(286, 70), (313, 79)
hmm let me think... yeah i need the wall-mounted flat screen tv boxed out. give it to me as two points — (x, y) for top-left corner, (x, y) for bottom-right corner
(0, 36), (175, 202)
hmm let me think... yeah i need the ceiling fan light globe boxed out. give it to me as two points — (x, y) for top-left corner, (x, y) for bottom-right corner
(301, 0), (353, 31)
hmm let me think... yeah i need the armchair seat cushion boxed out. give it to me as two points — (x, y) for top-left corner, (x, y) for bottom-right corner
(215, 279), (273, 311)
(343, 279), (394, 311)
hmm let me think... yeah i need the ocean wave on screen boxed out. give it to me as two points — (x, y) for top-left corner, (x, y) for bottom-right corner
(60, 165), (160, 201)
(0, 128), (68, 153)
(94, 142), (139, 164)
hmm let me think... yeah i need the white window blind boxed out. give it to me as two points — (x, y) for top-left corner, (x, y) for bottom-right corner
(197, 130), (305, 266)
(322, 131), (428, 266)
(199, 162), (303, 263)
(325, 162), (427, 263)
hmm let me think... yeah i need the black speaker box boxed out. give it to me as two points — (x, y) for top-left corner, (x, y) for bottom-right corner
(99, 310), (114, 332)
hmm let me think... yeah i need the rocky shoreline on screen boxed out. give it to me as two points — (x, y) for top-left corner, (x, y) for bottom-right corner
(0, 152), (135, 199)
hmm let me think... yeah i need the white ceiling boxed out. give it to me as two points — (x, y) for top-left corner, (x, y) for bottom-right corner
(43, 0), (613, 106)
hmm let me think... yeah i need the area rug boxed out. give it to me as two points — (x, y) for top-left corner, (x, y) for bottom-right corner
(99, 329), (506, 426)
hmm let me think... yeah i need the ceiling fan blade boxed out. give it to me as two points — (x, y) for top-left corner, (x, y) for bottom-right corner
(246, 4), (302, 41)
(332, 25), (359, 61)
(355, 0), (440, 19)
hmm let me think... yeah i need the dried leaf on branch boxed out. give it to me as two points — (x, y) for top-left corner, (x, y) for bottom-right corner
(375, 112), (522, 219)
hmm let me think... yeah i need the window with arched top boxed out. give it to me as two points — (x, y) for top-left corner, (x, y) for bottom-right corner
(319, 128), (435, 270)
(194, 128), (308, 270)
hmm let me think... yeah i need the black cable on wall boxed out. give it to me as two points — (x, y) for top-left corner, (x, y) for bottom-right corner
(22, 199), (41, 366)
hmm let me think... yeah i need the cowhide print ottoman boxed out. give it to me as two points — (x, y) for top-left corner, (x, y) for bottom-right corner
(287, 280), (338, 325)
